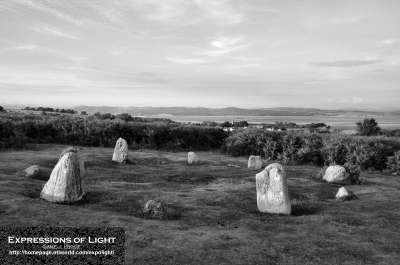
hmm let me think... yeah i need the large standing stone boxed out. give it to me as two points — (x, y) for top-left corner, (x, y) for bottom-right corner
(23, 165), (40, 178)
(323, 165), (346, 183)
(112, 138), (128, 163)
(40, 152), (83, 203)
(188, 152), (199, 164)
(59, 147), (85, 179)
(143, 200), (166, 219)
(248, 155), (263, 169)
(256, 163), (291, 214)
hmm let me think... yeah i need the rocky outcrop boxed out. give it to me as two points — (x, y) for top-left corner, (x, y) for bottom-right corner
(323, 165), (346, 183)
(256, 163), (291, 214)
(188, 152), (199, 164)
(23, 165), (40, 178)
(248, 155), (263, 169)
(143, 200), (166, 219)
(112, 138), (128, 163)
(40, 152), (84, 203)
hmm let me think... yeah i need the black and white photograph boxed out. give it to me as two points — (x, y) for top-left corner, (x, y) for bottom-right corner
(1, 0), (400, 264)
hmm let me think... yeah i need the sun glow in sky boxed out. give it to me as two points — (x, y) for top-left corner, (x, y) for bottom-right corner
(1, 0), (400, 108)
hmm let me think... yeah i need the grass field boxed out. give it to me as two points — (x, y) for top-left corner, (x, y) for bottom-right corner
(1, 145), (400, 264)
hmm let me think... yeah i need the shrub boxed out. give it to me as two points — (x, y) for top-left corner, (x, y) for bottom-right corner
(356, 118), (381, 136)
(386, 150), (400, 174)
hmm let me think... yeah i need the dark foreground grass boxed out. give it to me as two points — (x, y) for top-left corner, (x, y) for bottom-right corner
(1, 144), (400, 264)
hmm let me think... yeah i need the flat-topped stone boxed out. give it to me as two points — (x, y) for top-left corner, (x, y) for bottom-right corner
(256, 163), (291, 214)
(40, 152), (84, 203)
(248, 155), (263, 169)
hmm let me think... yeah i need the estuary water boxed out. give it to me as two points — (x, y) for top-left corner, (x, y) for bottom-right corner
(143, 115), (400, 129)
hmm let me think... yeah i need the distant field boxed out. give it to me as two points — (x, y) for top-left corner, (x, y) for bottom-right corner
(1, 145), (400, 264)
(143, 115), (400, 129)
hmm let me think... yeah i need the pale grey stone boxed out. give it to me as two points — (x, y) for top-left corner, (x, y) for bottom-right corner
(323, 165), (346, 182)
(112, 138), (128, 163)
(335, 187), (350, 198)
(248, 155), (263, 169)
(256, 163), (291, 214)
(59, 147), (85, 179)
(40, 152), (84, 203)
(188, 152), (199, 164)
(23, 165), (40, 178)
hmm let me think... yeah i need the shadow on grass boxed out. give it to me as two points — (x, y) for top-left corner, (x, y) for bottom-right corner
(291, 200), (319, 216)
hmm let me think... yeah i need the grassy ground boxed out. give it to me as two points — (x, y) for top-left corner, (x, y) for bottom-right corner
(1, 144), (400, 264)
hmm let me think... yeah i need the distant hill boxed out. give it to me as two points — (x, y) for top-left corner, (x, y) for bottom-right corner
(3, 103), (399, 117)
(71, 106), (400, 117)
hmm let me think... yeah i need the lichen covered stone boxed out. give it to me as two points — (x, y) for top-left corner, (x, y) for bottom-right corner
(188, 152), (199, 164)
(59, 147), (85, 179)
(256, 163), (291, 214)
(323, 165), (346, 183)
(112, 138), (128, 163)
(248, 155), (263, 169)
(143, 200), (166, 219)
(40, 152), (84, 203)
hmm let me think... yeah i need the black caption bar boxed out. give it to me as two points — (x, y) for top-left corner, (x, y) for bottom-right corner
(0, 227), (124, 265)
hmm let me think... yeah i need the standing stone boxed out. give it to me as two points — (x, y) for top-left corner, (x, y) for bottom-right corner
(23, 165), (40, 178)
(40, 152), (83, 203)
(59, 147), (85, 179)
(112, 138), (128, 163)
(256, 163), (291, 214)
(248, 155), (263, 169)
(335, 187), (350, 198)
(188, 152), (199, 164)
(323, 165), (346, 183)
(143, 200), (166, 219)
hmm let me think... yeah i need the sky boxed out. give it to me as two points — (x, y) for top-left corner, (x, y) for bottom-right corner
(1, 0), (400, 109)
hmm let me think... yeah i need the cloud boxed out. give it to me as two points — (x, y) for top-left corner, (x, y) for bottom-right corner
(353, 96), (363, 103)
(11, 0), (95, 27)
(1, 45), (37, 52)
(166, 57), (212, 64)
(211, 36), (241, 49)
(328, 97), (347, 103)
(197, 36), (249, 57)
(353, 96), (378, 103)
(193, 0), (245, 25)
(376, 39), (399, 46)
(308, 59), (384, 67)
(272, 51), (311, 58)
(328, 97), (378, 103)
(31, 24), (79, 39)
